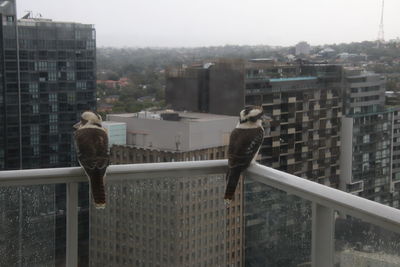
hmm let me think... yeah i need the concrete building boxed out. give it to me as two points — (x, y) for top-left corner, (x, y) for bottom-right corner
(167, 60), (343, 266)
(391, 110), (400, 207)
(166, 59), (245, 116)
(167, 61), (342, 185)
(90, 111), (245, 267)
(0, 3), (95, 266)
(106, 111), (237, 151)
(295, 41), (311, 56)
(166, 60), (400, 265)
(340, 68), (400, 208)
(110, 145), (228, 164)
(244, 62), (343, 266)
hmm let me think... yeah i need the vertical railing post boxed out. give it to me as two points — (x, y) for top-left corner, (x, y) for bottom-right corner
(66, 182), (78, 267)
(312, 203), (334, 267)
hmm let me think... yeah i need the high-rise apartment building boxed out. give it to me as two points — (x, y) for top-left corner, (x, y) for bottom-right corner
(0, 2), (96, 265)
(166, 59), (245, 116)
(391, 110), (400, 207)
(166, 59), (400, 265)
(166, 60), (343, 265)
(90, 111), (245, 267)
(166, 60), (342, 184)
(244, 62), (343, 266)
(340, 68), (400, 208)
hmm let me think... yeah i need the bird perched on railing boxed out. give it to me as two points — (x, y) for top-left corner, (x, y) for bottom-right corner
(224, 106), (271, 203)
(73, 111), (109, 209)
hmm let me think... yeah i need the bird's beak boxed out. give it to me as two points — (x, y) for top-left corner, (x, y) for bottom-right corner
(73, 122), (81, 129)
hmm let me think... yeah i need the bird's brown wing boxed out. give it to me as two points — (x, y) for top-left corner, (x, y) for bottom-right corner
(224, 127), (264, 200)
(74, 127), (109, 174)
(74, 128), (109, 206)
(228, 127), (264, 169)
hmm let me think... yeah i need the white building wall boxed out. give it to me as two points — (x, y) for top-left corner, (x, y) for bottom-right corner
(106, 113), (237, 151)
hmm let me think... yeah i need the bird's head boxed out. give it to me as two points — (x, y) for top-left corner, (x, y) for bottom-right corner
(239, 106), (270, 124)
(73, 111), (102, 129)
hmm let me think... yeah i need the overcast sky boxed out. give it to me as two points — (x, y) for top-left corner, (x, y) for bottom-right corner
(17, 0), (400, 48)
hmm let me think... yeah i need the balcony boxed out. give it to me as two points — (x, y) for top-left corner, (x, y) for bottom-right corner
(1, 160), (400, 267)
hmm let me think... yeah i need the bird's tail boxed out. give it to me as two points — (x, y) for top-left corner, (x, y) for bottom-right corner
(224, 168), (242, 201)
(90, 175), (106, 209)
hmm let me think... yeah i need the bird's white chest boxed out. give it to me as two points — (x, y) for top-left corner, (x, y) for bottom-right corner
(236, 120), (263, 130)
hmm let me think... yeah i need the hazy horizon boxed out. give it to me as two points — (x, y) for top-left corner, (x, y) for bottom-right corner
(17, 0), (400, 48)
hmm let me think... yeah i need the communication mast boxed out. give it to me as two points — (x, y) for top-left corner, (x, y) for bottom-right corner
(377, 0), (385, 47)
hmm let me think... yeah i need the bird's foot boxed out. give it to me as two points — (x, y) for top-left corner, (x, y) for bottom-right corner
(95, 203), (106, 209)
(224, 199), (231, 206)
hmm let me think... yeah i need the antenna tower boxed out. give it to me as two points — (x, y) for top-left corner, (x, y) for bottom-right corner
(377, 0), (385, 46)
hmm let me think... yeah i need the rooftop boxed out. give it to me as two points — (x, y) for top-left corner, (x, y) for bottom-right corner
(101, 121), (126, 126)
(18, 18), (94, 27)
(109, 110), (237, 122)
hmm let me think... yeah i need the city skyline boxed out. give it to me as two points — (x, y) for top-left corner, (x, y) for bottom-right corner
(17, 0), (400, 48)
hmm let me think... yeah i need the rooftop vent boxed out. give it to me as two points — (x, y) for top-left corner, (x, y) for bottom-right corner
(161, 111), (180, 121)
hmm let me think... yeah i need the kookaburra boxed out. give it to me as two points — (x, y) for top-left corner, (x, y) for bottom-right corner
(73, 111), (109, 209)
(224, 106), (270, 202)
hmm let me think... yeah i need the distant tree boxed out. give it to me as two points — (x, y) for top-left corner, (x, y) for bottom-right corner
(107, 72), (120, 81)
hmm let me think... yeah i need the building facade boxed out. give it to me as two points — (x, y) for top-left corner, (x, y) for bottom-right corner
(166, 61), (342, 185)
(166, 59), (245, 116)
(244, 62), (343, 266)
(340, 68), (400, 209)
(166, 59), (400, 265)
(166, 61), (343, 266)
(90, 111), (245, 267)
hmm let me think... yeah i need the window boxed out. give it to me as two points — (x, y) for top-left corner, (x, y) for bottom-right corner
(33, 146), (39, 156)
(49, 114), (58, 123)
(49, 93), (57, 102)
(29, 82), (38, 95)
(67, 71), (75, 81)
(32, 104), (39, 114)
(36, 61), (48, 71)
(48, 61), (57, 70)
(50, 124), (58, 134)
(31, 135), (39, 145)
(30, 125), (39, 135)
(6, 16), (14, 22)
(51, 104), (58, 112)
(50, 154), (58, 164)
(50, 144), (58, 152)
(363, 134), (370, 143)
(77, 81), (87, 90)
(67, 92), (75, 104)
(48, 71), (57, 81)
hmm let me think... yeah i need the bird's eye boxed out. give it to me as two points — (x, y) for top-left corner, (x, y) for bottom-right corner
(81, 118), (88, 125)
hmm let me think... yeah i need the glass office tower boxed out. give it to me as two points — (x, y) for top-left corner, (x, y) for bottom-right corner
(0, 2), (96, 265)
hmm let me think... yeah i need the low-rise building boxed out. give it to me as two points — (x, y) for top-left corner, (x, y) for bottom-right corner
(90, 111), (245, 267)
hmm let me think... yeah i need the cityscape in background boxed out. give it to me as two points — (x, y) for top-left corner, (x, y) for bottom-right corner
(1, 0), (400, 266)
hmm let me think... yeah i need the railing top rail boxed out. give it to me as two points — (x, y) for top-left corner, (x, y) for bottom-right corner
(0, 160), (228, 186)
(1, 160), (400, 233)
(246, 163), (400, 234)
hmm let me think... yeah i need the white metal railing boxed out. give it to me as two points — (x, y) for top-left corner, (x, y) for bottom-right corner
(1, 160), (400, 267)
